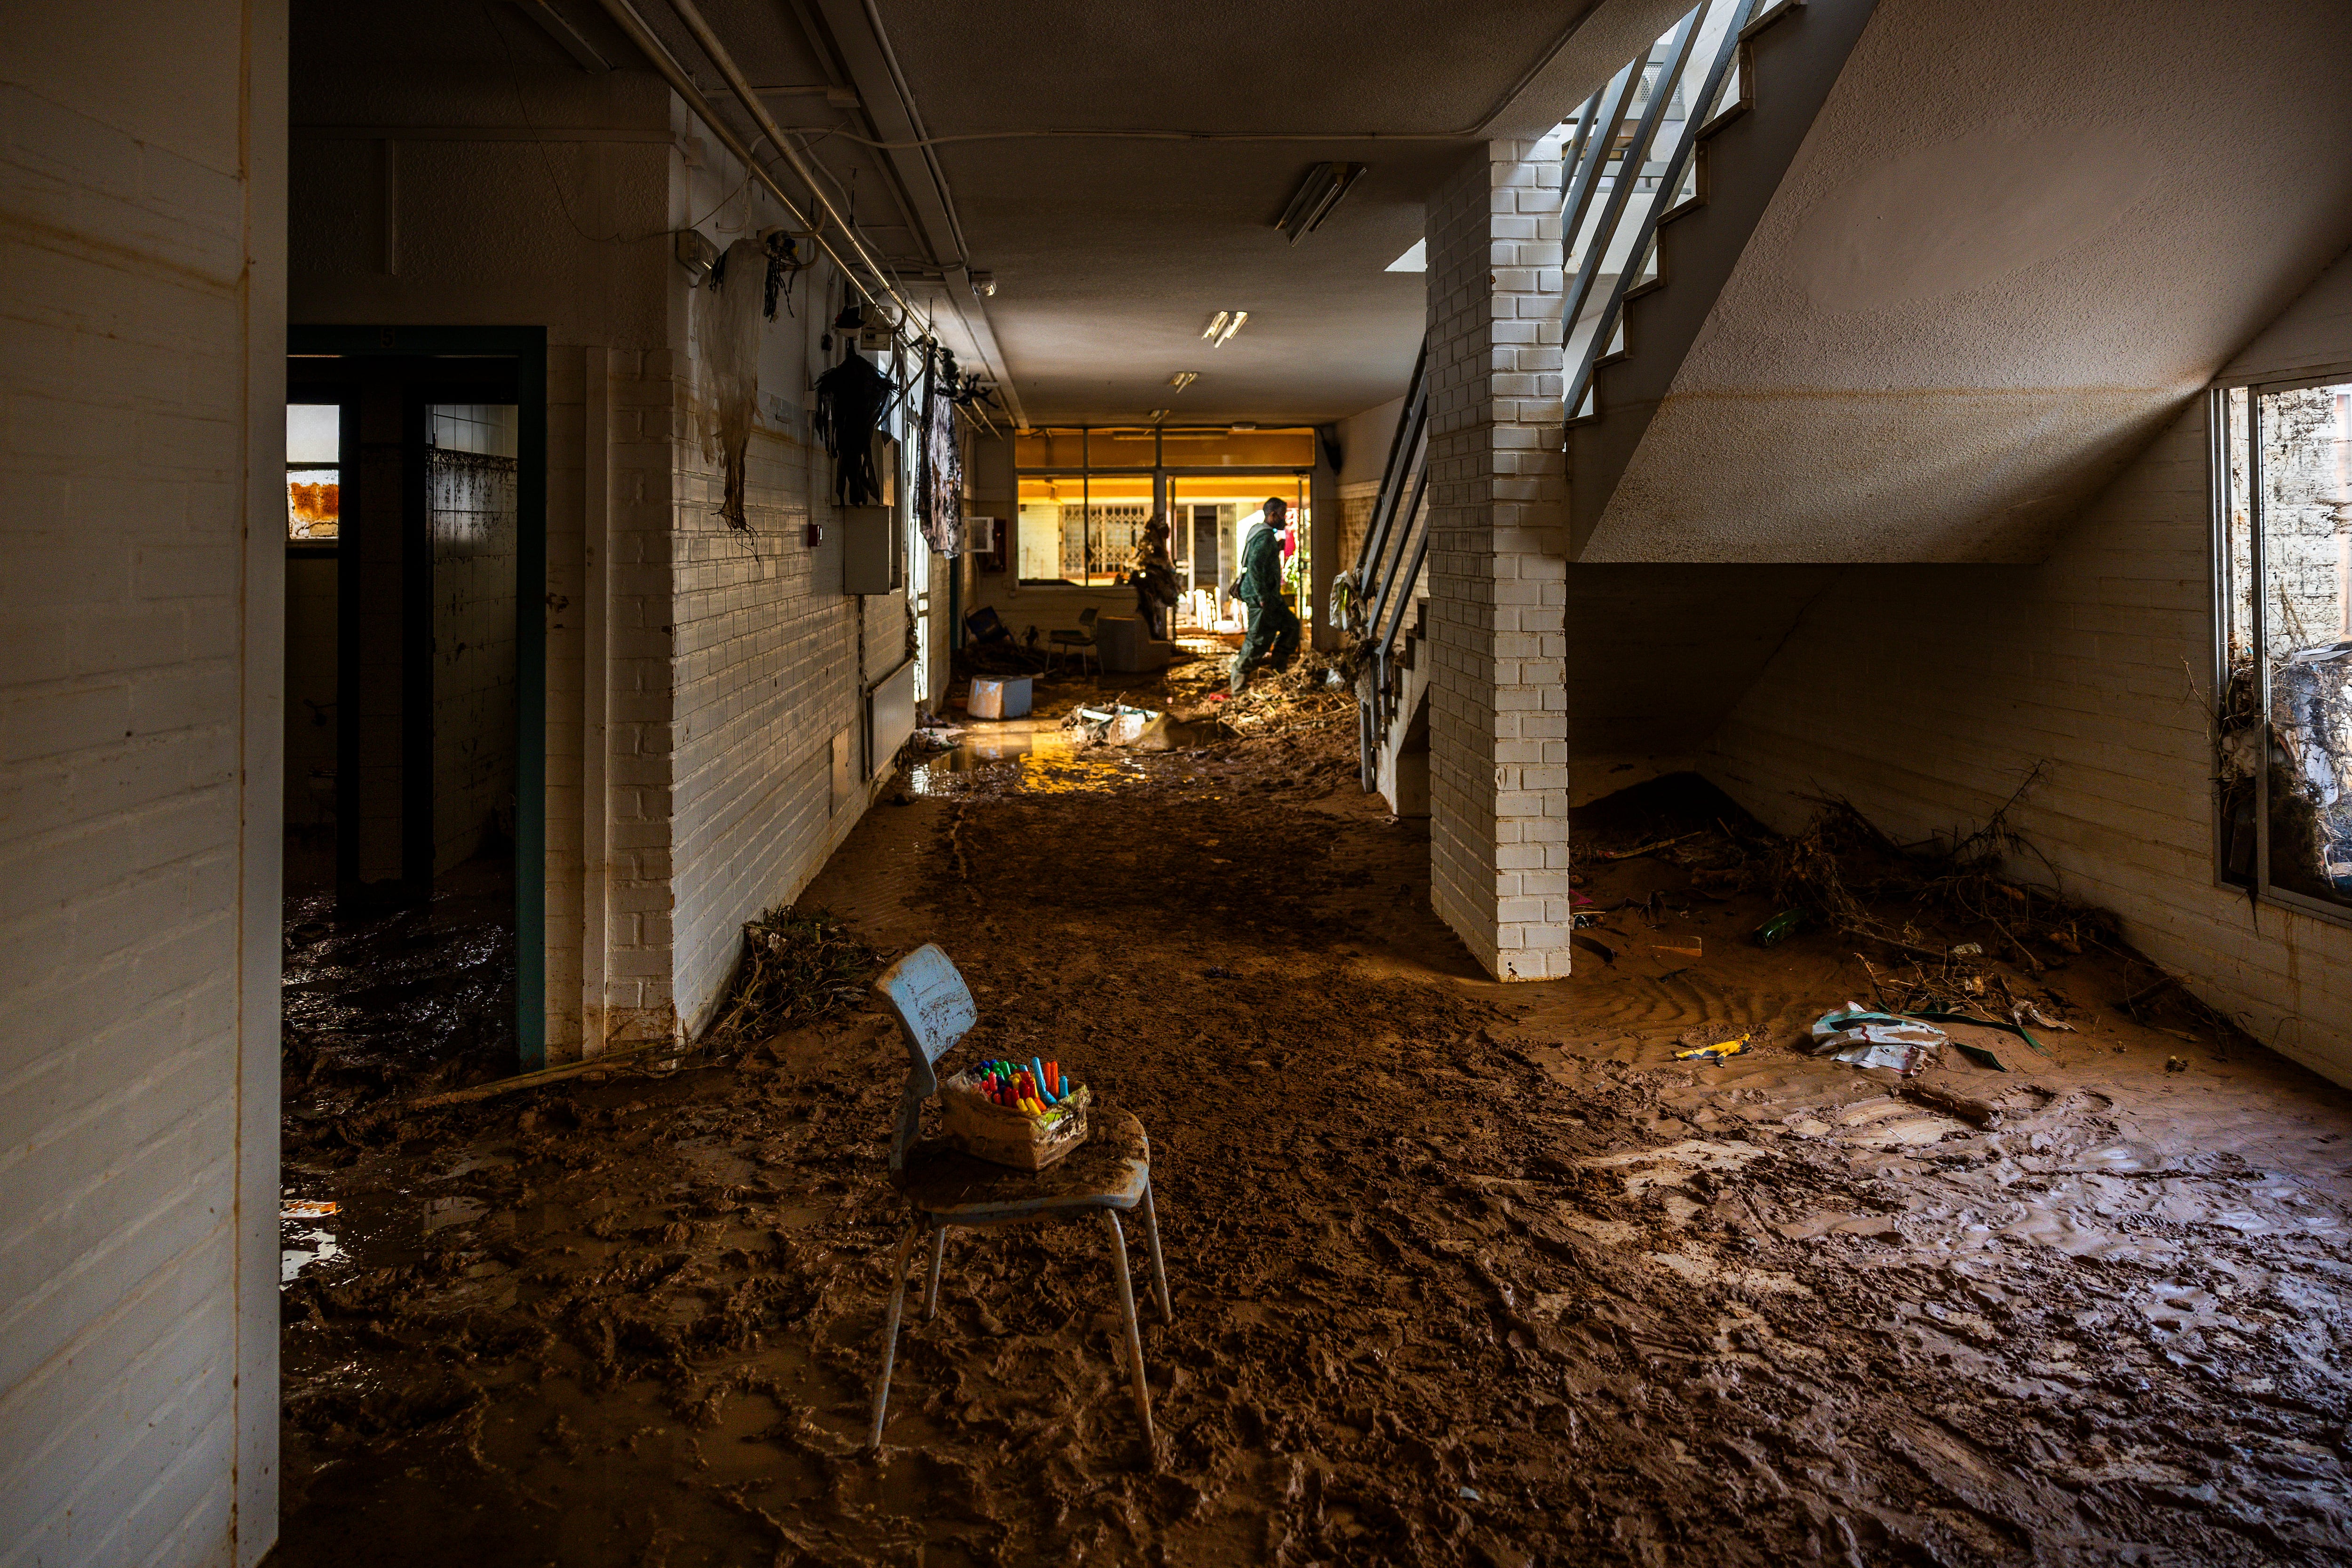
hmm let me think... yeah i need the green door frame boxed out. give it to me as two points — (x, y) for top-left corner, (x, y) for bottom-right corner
(288, 325), (549, 1069)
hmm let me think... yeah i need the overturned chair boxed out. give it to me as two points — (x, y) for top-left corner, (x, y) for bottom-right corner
(867, 943), (1171, 1451)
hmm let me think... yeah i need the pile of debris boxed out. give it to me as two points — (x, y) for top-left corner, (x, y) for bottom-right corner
(1574, 770), (2253, 1057)
(701, 906), (879, 1052)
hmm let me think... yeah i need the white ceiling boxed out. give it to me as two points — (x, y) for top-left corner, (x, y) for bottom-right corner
(619, 0), (1685, 428)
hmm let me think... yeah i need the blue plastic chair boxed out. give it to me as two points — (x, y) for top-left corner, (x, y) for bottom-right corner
(867, 944), (1170, 1452)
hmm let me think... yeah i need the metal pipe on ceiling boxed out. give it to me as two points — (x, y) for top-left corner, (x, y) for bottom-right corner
(658, 0), (929, 335)
(586, 0), (930, 343)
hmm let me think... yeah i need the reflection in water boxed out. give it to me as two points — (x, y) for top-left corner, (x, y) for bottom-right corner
(282, 1221), (342, 1286)
(906, 725), (1144, 797)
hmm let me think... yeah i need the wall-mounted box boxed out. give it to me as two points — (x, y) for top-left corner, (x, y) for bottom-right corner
(841, 505), (903, 594)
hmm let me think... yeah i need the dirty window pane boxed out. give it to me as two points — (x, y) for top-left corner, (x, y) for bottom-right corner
(2256, 380), (2352, 907)
(428, 404), (520, 876)
(287, 402), (340, 541)
(2217, 387), (2255, 885)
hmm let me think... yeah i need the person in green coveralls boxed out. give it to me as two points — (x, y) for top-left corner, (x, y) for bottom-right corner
(1227, 495), (1300, 693)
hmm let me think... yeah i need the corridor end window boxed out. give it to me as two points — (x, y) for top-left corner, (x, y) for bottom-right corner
(287, 403), (339, 541)
(2216, 377), (2352, 915)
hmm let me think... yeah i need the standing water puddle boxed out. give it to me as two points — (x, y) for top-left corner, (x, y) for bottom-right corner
(906, 721), (1144, 796)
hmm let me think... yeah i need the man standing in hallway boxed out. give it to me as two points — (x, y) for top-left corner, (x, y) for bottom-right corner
(1228, 496), (1300, 693)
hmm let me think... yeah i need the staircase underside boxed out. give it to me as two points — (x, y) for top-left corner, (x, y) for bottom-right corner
(1572, 0), (2352, 565)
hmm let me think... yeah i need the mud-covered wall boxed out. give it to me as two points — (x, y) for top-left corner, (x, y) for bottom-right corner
(1707, 248), (2352, 1090)
(665, 178), (891, 1041)
(0, 1), (286, 1561)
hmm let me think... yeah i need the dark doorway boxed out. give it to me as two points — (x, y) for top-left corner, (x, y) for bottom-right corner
(282, 329), (547, 1083)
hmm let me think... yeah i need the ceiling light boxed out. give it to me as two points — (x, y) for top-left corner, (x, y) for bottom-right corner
(1276, 162), (1368, 244)
(1229, 423), (1257, 433)
(1169, 371), (1198, 392)
(1201, 311), (1229, 341)
(1212, 310), (1248, 347)
(1146, 409), (1168, 422)
(969, 271), (996, 297)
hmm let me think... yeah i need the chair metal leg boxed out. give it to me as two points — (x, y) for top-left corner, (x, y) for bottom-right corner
(868, 1221), (919, 1452)
(1102, 1209), (1154, 1446)
(1140, 1178), (1172, 1322)
(923, 1225), (946, 1320)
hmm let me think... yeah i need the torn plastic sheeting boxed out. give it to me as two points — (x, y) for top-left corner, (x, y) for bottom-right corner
(1073, 704), (1163, 748)
(1829, 1039), (1931, 1072)
(1810, 1003), (1946, 1074)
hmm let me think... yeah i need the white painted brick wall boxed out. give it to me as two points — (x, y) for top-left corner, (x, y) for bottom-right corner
(1425, 136), (1576, 979)
(596, 346), (686, 1047)
(662, 154), (899, 1040)
(1, 4), (285, 1563)
(1708, 254), (2352, 1087)
(666, 401), (868, 1035)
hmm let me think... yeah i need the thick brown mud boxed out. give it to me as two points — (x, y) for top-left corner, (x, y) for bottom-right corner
(277, 658), (2352, 1566)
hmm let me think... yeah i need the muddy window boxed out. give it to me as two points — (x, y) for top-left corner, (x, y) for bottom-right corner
(2217, 377), (2352, 913)
(1012, 426), (1317, 593)
(287, 402), (340, 541)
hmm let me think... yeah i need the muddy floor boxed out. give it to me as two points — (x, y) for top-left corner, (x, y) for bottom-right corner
(276, 654), (2352, 1566)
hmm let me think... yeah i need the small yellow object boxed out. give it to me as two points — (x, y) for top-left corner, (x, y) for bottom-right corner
(1676, 1031), (1750, 1063)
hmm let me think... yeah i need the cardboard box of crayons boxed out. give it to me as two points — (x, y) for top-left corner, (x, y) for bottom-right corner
(938, 1059), (1090, 1171)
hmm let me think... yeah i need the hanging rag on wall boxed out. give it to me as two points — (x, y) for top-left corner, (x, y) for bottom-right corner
(762, 230), (810, 321)
(694, 237), (767, 530)
(812, 350), (897, 506)
(915, 344), (966, 556)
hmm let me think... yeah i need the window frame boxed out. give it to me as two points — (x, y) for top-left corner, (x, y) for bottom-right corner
(2209, 364), (2352, 928)
(1011, 424), (1319, 590)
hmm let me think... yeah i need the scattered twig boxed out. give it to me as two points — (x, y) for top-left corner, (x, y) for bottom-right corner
(703, 907), (880, 1051)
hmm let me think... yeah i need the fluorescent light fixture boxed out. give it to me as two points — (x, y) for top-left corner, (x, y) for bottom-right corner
(1210, 310), (1248, 347)
(1201, 310), (1229, 341)
(1386, 238), (1427, 273)
(1169, 371), (1198, 392)
(1275, 161), (1368, 244)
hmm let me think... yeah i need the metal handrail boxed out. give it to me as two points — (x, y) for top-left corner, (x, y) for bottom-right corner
(1557, 8), (1703, 364)
(1356, 340), (1427, 575)
(1352, 340), (1431, 784)
(1348, 351), (1430, 635)
(1562, 0), (1759, 421)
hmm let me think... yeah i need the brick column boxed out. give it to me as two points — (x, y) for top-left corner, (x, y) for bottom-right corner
(1424, 135), (1573, 979)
